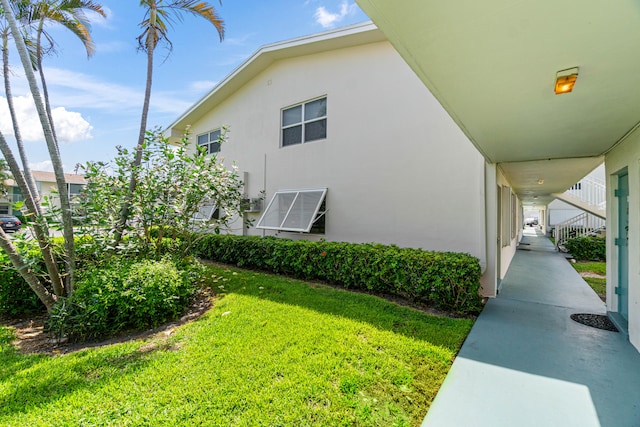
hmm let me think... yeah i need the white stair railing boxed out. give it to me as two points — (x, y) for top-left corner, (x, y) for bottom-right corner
(566, 176), (606, 210)
(554, 212), (606, 249)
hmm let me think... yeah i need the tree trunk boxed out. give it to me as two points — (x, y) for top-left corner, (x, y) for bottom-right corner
(114, 30), (156, 247)
(1, 0), (76, 293)
(0, 132), (65, 296)
(36, 19), (59, 147)
(0, 227), (56, 312)
(2, 32), (41, 213)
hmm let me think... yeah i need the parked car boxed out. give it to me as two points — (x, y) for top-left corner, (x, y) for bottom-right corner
(0, 215), (22, 232)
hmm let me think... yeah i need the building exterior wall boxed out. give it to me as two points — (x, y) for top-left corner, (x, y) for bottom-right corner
(183, 41), (487, 264)
(547, 199), (582, 228)
(606, 133), (640, 352)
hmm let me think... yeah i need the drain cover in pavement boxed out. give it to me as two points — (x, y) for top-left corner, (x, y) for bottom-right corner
(570, 313), (618, 332)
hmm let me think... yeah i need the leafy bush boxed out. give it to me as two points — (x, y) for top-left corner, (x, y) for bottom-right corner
(192, 235), (482, 315)
(564, 236), (606, 261)
(48, 257), (202, 340)
(0, 254), (44, 316)
(0, 246), (48, 316)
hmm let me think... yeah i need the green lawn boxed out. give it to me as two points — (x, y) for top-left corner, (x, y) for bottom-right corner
(571, 261), (607, 297)
(0, 264), (474, 427)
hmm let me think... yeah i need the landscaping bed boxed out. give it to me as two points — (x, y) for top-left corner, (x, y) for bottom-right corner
(0, 264), (474, 427)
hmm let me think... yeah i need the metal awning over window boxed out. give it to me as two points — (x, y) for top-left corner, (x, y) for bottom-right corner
(256, 189), (327, 232)
(192, 202), (219, 222)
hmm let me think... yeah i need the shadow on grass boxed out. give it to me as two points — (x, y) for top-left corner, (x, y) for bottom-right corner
(210, 264), (474, 353)
(0, 326), (158, 419)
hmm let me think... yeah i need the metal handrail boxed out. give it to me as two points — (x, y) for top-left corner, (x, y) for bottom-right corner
(566, 176), (606, 210)
(554, 211), (606, 249)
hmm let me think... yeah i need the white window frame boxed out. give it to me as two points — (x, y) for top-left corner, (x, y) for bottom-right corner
(197, 128), (222, 155)
(281, 97), (327, 147)
(256, 189), (327, 233)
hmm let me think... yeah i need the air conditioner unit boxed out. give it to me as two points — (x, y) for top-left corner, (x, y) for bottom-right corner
(241, 198), (262, 213)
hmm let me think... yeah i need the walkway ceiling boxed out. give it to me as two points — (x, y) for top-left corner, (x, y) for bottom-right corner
(356, 0), (638, 206)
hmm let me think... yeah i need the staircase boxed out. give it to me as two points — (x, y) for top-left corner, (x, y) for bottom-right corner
(554, 212), (606, 249)
(552, 176), (606, 249)
(552, 176), (606, 219)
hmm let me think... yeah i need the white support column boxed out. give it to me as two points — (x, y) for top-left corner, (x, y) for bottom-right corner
(480, 162), (498, 297)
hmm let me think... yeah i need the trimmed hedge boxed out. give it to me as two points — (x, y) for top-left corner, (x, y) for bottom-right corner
(192, 235), (483, 315)
(564, 236), (606, 261)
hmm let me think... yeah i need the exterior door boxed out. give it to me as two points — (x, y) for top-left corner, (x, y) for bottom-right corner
(616, 171), (629, 321)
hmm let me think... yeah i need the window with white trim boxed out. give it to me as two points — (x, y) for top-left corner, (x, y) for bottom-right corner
(197, 129), (222, 155)
(0, 205), (8, 215)
(281, 97), (327, 147)
(257, 189), (327, 233)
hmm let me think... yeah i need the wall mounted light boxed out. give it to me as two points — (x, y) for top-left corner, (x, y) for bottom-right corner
(555, 67), (579, 94)
(537, 179), (544, 185)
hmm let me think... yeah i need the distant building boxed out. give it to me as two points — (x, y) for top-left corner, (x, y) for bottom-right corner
(0, 171), (87, 216)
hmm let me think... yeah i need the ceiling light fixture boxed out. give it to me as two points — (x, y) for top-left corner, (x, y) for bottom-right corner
(555, 67), (579, 95)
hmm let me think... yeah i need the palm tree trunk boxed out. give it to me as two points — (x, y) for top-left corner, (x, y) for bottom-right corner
(0, 228), (56, 312)
(0, 132), (65, 296)
(2, 31), (41, 213)
(0, 0), (76, 293)
(114, 32), (156, 247)
(36, 18), (59, 147)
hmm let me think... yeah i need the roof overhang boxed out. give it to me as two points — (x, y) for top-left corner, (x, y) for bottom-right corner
(356, 0), (638, 205)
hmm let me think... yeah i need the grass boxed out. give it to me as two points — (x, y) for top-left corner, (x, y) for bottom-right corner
(571, 261), (606, 297)
(0, 264), (474, 427)
(571, 261), (606, 276)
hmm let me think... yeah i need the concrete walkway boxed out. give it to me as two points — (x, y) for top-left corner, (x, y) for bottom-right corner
(422, 228), (640, 427)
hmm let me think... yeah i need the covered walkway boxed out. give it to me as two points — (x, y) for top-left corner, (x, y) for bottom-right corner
(422, 229), (640, 427)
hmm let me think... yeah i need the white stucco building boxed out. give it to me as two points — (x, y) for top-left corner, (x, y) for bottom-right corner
(355, 0), (640, 352)
(169, 23), (522, 297)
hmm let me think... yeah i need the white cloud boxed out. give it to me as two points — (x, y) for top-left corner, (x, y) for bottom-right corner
(52, 107), (93, 142)
(314, 1), (358, 28)
(42, 67), (192, 116)
(189, 80), (218, 93)
(224, 33), (257, 47)
(29, 160), (55, 172)
(0, 95), (93, 143)
(27, 160), (75, 174)
(86, 6), (113, 29)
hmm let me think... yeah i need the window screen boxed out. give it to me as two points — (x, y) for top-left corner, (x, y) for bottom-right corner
(257, 189), (327, 232)
(192, 202), (220, 222)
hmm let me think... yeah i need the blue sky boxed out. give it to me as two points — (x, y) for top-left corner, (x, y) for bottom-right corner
(0, 1), (370, 172)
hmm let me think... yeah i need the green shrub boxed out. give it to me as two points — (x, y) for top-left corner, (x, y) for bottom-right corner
(0, 251), (46, 316)
(192, 235), (482, 315)
(564, 236), (606, 261)
(48, 257), (201, 340)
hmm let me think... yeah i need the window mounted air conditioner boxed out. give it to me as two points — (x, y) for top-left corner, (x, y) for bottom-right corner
(241, 198), (262, 213)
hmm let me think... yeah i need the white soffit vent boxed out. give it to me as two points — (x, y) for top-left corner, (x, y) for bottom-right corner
(256, 189), (327, 232)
